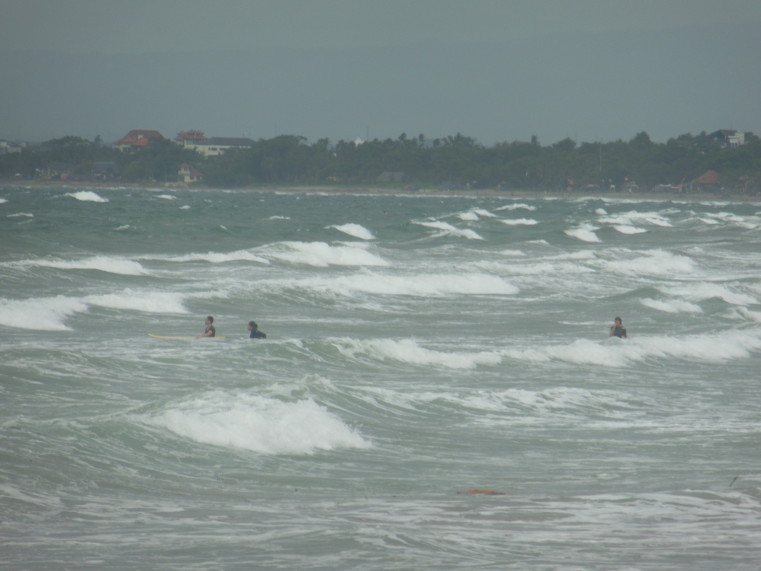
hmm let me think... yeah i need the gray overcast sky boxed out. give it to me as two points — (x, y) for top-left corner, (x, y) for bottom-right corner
(3, 0), (761, 53)
(1, 0), (760, 144)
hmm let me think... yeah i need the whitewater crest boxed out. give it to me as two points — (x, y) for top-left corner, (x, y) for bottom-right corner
(329, 223), (376, 240)
(65, 191), (109, 203)
(148, 391), (371, 455)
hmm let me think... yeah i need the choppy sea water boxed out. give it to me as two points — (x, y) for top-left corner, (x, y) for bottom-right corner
(1, 185), (760, 569)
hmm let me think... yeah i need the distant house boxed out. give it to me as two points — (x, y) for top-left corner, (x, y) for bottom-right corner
(92, 161), (120, 180)
(37, 162), (74, 180)
(114, 129), (164, 151)
(182, 136), (255, 157)
(693, 170), (721, 192)
(0, 140), (25, 155)
(709, 129), (745, 147)
(178, 163), (203, 184)
(175, 130), (207, 143)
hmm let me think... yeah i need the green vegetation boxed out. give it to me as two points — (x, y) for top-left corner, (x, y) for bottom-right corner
(2, 131), (760, 193)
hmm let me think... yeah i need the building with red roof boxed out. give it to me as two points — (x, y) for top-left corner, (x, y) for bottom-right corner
(114, 130), (164, 151)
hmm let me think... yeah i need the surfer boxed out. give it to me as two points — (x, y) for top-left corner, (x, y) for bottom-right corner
(196, 315), (216, 338)
(248, 320), (267, 339)
(609, 316), (627, 339)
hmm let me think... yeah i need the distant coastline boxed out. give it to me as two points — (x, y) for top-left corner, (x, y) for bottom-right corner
(2, 178), (760, 203)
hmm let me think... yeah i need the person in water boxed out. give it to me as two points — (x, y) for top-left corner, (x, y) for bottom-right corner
(609, 316), (627, 339)
(197, 315), (216, 338)
(248, 320), (266, 339)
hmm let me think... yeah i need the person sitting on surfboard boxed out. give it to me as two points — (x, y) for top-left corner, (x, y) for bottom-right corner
(248, 320), (266, 339)
(609, 316), (627, 339)
(197, 315), (216, 338)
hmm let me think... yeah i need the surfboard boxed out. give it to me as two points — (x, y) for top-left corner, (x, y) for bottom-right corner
(148, 334), (226, 340)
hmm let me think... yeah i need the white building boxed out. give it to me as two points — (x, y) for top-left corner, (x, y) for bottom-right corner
(183, 137), (255, 157)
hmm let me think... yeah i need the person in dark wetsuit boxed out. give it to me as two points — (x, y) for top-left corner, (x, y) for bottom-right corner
(196, 315), (216, 338)
(248, 320), (266, 339)
(609, 316), (627, 339)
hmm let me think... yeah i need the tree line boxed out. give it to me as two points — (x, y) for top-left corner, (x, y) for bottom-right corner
(2, 131), (760, 193)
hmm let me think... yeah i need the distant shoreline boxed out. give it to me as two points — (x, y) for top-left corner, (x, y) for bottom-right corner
(2, 178), (760, 203)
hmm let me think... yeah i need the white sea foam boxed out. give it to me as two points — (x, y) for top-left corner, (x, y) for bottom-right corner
(179, 205), (191, 210)
(153, 250), (270, 265)
(334, 338), (502, 369)
(65, 191), (108, 203)
(8, 212), (33, 218)
(414, 220), (484, 240)
(0, 198), (7, 204)
(268, 241), (388, 267)
(496, 203), (536, 211)
(457, 211), (479, 221)
(702, 212), (760, 229)
(506, 330), (761, 367)
(565, 223), (601, 243)
(499, 249), (527, 257)
(500, 218), (539, 226)
(603, 249), (697, 276)
(0, 295), (88, 330)
(598, 210), (673, 228)
(473, 208), (497, 218)
(151, 391), (370, 455)
(613, 225), (647, 234)
(640, 297), (703, 314)
(734, 307), (761, 323)
(85, 291), (188, 314)
(330, 223), (375, 240)
(657, 282), (757, 305)
(632, 331), (761, 362)
(156, 194), (176, 200)
(30, 256), (147, 275)
(301, 271), (518, 297)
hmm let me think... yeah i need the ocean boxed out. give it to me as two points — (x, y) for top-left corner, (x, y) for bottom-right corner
(1, 184), (760, 569)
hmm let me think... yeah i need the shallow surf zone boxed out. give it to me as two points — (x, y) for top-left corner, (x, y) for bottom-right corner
(2, 186), (761, 568)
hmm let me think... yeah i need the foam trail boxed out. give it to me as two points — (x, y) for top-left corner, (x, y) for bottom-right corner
(300, 272), (518, 297)
(150, 392), (370, 455)
(268, 242), (388, 267)
(30, 256), (147, 275)
(506, 330), (761, 367)
(330, 223), (375, 240)
(641, 298), (703, 314)
(658, 283), (757, 305)
(150, 250), (270, 265)
(85, 291), (188, 314)
(605, 250), (696, 276)
(334, 338), (503, 369)
(415, 220), (484, 240)
(613, 225), (647, 234)
(598, 210), (673, 228)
